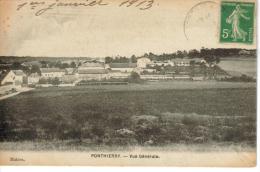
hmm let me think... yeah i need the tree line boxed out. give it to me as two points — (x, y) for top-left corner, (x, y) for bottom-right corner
(104, 48), (256, 63)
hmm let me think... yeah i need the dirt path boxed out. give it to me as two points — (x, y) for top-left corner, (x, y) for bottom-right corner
(0, 87), (34, 101)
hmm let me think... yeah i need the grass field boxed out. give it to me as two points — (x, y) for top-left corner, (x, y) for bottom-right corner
(0, 81), (256, 151)
(218, 58), (256, 78)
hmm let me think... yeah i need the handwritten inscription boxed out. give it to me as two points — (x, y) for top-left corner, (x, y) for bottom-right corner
(16, 0), (156, 16)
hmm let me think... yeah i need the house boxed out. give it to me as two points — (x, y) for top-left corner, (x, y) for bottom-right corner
(238, 50), (252, 56)
(149, 60), (174, 67)
(60, 68), (78, 83)
(108, 70), (130, 79)
(40, 68), (65, 78)
(77, 68), (109, 81)
(137, 57), (152, 68)
(79, 60), (105, 69)
(109, 63), (137, 73)
(76, 60), (110, 81)
(172, 59), (190, 66)
(61, 74), (78, 84)
(192, 75), (205, 81)
(27, 73), (41, 85)
(0, 70), (26, 86)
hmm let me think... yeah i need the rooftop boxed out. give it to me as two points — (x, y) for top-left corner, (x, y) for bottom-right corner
(78, 69), (108, 74)
(109, 63), (137, 68)
(12, 70), (25, 76)
(29, 73), (40, 77)
(40, 68), (65, 73)
(80, 62), (104, 68)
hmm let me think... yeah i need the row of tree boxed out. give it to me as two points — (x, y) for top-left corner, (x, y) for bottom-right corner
(40, 61), (77, 68)
(104, 48), (256, 63)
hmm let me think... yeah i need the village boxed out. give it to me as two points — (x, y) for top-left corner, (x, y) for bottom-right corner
(1, 47), (257, 99)
(0, 50), (257, 152)
(0, 55), (232, 97)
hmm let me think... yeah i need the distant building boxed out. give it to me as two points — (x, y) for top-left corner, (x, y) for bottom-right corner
(77, 68), (109, 81)
(172, 59), (190, 67)
(108, 70), (130, 79)
(191, 75), (205, 81)
(0, 70), (26, 86)
(40, 68), (65, 78)
(79, 60), (105, 69)
(109, 63), (137, 73)
(73, 60), (110, 81)
(61, 74), (78, 84)
(137, 57), (152, 68)
(28, 73), (41, 85)
(150, 60), (174, 67)
(238, 50), (253, 56)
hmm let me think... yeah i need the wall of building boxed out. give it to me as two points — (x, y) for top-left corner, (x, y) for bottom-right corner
(41, 72), (65, 78)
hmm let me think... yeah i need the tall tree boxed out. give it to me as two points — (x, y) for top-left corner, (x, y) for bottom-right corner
(105, 57), (113, 64)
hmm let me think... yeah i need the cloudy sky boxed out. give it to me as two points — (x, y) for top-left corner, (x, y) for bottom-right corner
(0, 0), (256, 57)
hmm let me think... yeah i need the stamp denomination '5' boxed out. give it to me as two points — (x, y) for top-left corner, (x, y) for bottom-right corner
(220, 1), (255, 44)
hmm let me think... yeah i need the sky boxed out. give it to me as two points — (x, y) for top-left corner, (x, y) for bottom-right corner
(0, 0), (256, 58)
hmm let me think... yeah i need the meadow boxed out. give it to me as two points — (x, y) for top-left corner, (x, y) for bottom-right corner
(218, 57), (256, 78)
(0, 82), (256, 151)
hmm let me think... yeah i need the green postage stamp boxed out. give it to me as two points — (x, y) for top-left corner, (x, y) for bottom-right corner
(220, 1), (255, 44)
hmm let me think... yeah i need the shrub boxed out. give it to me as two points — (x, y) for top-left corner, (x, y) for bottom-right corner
(181, 115), (200, 127)
(49, 77), (61, 85)
(131, 115), (162, 144)
(38, 78), (48, 84)
(127, 72), (143, 83)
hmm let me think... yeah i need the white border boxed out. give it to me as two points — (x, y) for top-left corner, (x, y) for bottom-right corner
(0, 0), (259, 171)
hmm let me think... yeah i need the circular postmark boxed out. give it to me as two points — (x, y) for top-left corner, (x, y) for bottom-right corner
(184, 1), (218, 41)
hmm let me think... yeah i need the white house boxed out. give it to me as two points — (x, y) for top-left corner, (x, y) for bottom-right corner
(150, 60), (175, 67)
(40, 68), (65, 78)
(137, 57), (152, 68)
(108, 70), (130, 79)
(75, 60), (110, 81)
(79, 60), (105, 70)
(77, 68), (109, 81)
(109, 63), (137, 73)
(28, 73), (41, 85)
(0, 70), (26, 86)
(172, 59), (190, 66)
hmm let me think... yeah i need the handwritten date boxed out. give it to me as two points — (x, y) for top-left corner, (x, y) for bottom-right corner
(17, 0), (156, 16)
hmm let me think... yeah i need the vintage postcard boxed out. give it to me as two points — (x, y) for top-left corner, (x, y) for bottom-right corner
(0, 0), (257, 166)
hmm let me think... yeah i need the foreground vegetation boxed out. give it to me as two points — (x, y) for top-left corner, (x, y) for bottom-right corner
(0, 84), (256, 150)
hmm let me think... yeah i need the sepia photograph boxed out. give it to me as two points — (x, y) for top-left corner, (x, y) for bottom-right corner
(0, 0), (257, 166)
